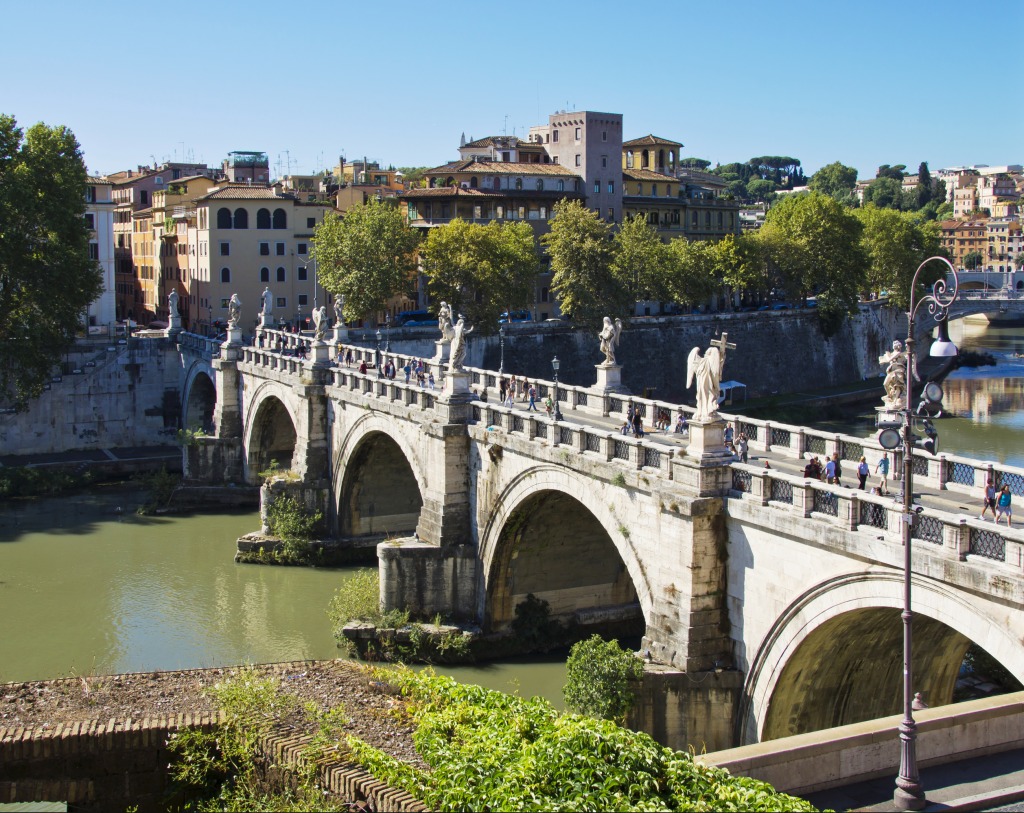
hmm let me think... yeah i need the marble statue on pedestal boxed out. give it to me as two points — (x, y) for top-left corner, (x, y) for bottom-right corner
(879, 339), (918, 410)
(260, 287), (273, 326)
(448, 315), (473, 372)
(438, 301), (455, 343)
(333, 295), (345, 327)
(686, 333), (735, 422)
(312, 305), (328, 341)
(599, 317), (624, 365)
(227, 293), (242, 328)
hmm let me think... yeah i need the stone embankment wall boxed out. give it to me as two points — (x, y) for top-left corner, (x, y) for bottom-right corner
(0, 337), (184, 456)
(384, 303), (904, 403)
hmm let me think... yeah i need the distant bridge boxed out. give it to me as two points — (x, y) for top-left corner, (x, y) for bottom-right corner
(178, 329), (1024, 752)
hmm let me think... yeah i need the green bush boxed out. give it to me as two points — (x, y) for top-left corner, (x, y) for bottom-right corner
(350, 667), (818, 812)
(266, 494), (323, 563)
(327, 568), (384, 640)
(563, 635), (646, 723)
(510, 593), (561, 651)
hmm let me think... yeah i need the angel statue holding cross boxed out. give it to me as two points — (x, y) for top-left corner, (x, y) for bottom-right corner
(686, 333), (736, 422)
(598, 317), (624, 365)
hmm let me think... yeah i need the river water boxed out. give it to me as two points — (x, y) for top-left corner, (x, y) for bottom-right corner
(2, 322), (1019, 701)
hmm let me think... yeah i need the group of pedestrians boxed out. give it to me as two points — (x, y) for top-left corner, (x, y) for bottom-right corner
(980, 479), (1013, 526)
(499, 375), (542, 412)
(347, 352), (436, 390)
(801, 451), (892, 493)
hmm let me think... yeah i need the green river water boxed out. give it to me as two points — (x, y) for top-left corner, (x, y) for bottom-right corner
(1, 321), (1020, 701)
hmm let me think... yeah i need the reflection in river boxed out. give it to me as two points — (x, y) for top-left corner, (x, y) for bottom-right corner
(0, 488), (567, 706)
(815, 323), (1024, 467)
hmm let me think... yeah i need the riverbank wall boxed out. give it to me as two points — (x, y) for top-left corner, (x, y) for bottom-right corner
(0, 337), (184, 457)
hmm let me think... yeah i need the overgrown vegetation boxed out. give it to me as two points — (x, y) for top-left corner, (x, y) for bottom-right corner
(510, 593), (562, 652)
(135, 467), (180, 514)
(563, 635), (646, 723)
(167, 668), (348, 811)
(265, 494), (323, 564)
(327, 569), (470, 663)
(0, 465), (96, 498)
(348, 667), (818, 812)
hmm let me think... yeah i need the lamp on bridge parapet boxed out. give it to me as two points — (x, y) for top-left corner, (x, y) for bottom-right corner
(891, 256), (959, 812)
(551, 356), (563, 422)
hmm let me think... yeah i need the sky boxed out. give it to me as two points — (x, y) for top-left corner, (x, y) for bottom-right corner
(4, 0), (1021, 182)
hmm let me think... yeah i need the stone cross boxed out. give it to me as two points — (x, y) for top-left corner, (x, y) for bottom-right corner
(710, 332), (736, 365)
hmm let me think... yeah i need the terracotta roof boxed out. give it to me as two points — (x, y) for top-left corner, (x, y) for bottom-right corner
(403, 187), (583, 200)
(623, 134), (683, 148)
(677, 169), (727, 187)
(463, 136), (522, 149)
(198, 184), (296, 201)
(623, 168), (676, 182)
(426, 160), (579, 177)
(403, 187), (492, 198)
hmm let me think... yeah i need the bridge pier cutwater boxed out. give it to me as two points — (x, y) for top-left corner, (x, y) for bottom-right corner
(177, 330), (1024, 753)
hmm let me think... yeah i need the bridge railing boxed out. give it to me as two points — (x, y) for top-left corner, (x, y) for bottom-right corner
(728, 462), (1024, 572)
(469, 400), (676, 478)
(324, 365), (438, 412)
(178, 332), (221, 359)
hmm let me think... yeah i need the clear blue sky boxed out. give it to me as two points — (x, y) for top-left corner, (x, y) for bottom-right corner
(5, 0), (1020, 181)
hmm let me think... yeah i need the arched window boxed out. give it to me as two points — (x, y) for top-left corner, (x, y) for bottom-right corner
(140, 190), (149, 206)
(257, 208), (271, 229)
(535, 179), (544, 191)
(652, 184), (658, 197)
(220, 267), (230, 283)
(446, 176), (455, 187)
(233, 208), (248, 229)
(470, 176), (478, 189)
(494, 177), (501, 190)
(272, 208), (286, 229)
(429, 178), (436, 188)
(658, 149), (665, 169)
(260, 267), (270, 282)
(626, 151), (634, 169)
(217, 207), (232, 229)
(669, 152), (676, 170)
(515, 178), (523, 190)
(276, 267), (286, 282)
(557, 180), (565, 192)
(642, 150), (649, 168)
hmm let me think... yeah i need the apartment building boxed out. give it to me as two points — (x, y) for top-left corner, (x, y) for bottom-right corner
(193, 184), (336, 333)
(84, 178), (116, 329)
(938, 219), (989, 268)
(987, 219), (1022, 273)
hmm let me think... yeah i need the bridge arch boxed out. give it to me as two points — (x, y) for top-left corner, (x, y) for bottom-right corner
(331, 413), (426, 541)
(479, 465), (652, 634)
(182, 366), (216, 432)
(244, 386), (300, 479)
(739, 571), (1024, 744)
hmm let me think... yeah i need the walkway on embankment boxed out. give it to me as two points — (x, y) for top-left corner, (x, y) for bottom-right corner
(490, 397), (998, 523)
(0, 445), (180, 471)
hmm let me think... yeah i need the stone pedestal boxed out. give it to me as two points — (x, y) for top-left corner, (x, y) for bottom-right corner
(221, 328), (242, 361)
(593, 363), (628, 394)
(443, 369), (471, 398)
(168, 311), (182, 333)
(309, 339), (330, 367)
(333, 326), (349, 344)
(686, 416), (734, 464)
(434, 339), (451, 364)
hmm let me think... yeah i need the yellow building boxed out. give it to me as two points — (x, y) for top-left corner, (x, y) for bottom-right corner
(131, 209), (156, 321)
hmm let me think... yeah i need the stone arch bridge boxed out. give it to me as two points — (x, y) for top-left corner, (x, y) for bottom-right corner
(179, 330), (1024, 752)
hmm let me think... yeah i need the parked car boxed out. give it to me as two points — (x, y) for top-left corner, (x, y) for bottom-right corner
(498, 310), (533, 324)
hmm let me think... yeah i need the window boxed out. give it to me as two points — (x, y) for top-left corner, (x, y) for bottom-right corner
(276, 242), (286, 255)
(602, 131), (608, 142)
(260, 267), (270, 282)
(298, 266), (308, 281)
(594, 180), (600, 194)
(552, 129), (559, 143)
(219, 242), (230, 256)
(221, 268), (230, 283)
(705, 211), (711, 227)
(85, 186), (96, 203)
(257, 208), (271, 229)
(626, 151), (634, 169)
(651, 184), (657, 197)
(575, 127), (581, 140)
(518, 206), (525, 219)
(692, 211), (698, 228)
(601, 155), (607, 168)
(276, 267), (286, 282)
(541, 286), (549, 302)
(217, 208), (232, 229)
(535, 179), (544, 191)
(276, 297), (286, 308)
(260, 242), (270, 256)
(575, 155), (581, 167)
(84, 213), (95, 230)
(233, 208), (248, 229)
(540, 206), (547, 219)
(515, 178), (523, 190)
(154, 176), (164, 185)
(220, 298), (230, 309)
(297, 243), (307, 255)
(89, 242), (99, 260)
(557, 180), (565, 192)
(298, 294), (308, 306)
(273, 208), (287, 229)
(607, 181), (614, 194)
(608, 208), (614, 221)
(307, 217), (315, 228)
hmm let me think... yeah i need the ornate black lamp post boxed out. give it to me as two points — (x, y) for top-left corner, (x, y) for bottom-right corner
(551, 355), (563, 422)
(891, 256), (958, 811)
(385, 312), (391, 353)
(375, 328), (382, 370)
(499, 325), (505, 375)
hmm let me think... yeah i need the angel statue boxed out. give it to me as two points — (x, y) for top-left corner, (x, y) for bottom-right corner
(437, 301), (455, 343)
(879, 339), (918, 410)
(333, 294), (345, 326)
(686, 333), (735, 422)
(227, 293), (242, 328)
(598, 317), (624, 365)
(312, 305), (328, 341)
(448, 314), (474, 372)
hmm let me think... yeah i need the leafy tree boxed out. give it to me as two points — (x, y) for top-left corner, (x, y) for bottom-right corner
(755, 191), (867, 334)
(0, 116), (102, 404)
(746, 178), (778, 203)
(313, 199), (420, 322)
(421, 218), (538, 331)
(664, 237), (719, 306)
(542, 200), (628, 326)
(396, 166), (430, 188)
(863, 176), (904, 210)
(876, 164), (907, 181)
(855, 206), (944, 310)
(725, 179), (748, 200)
(809, 161), (858, 198)
(563, 635), (645, 723)
(611, 214), (671, 302)
(715, 233), (765, 296)
(963, 251), (984, 270)
(915, 161), (933, 209)
(678, 157), (712, 170)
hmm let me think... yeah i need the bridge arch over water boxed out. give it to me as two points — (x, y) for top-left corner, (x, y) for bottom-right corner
(738, 571), (1024, 744)
(182, 369), (216, 431)
(245, 387), (300, 480)
(478, 465), (652, 635)
(331, 413), (426, 541)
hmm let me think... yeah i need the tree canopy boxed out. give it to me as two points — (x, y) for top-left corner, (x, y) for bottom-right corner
(610, 214), (672, 303)
(420, 219), (538, 331)
(313, 199), (420, 322)
(808, 161), (858, 198)
(855, 206), (944, 310)
(0, 115), (102, 403)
